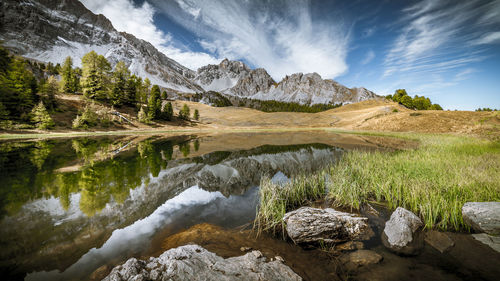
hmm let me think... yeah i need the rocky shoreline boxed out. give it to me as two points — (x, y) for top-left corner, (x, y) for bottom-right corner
(101, 202), (500, 280)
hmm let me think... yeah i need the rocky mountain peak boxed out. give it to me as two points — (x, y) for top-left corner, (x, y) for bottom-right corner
(0, 0), (201, 92)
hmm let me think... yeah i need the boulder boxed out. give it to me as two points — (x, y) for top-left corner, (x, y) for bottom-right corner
(382, 207), (423, 255)
(462, 202), (500, 235)
(424, 231), (454, 253)
(282, 207), (373, 244)
(472, 233), (500, 253)
(103, 244), (301, 281)
(340, 250), (383, 271)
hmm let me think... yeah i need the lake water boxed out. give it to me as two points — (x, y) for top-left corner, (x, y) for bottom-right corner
(1, 131), (496, 281)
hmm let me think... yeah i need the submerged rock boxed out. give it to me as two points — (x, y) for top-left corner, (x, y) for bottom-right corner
(103, 244), (301, 281)
(472, 233), (500, 253)
(424, 231), (454, 253)
(336, 241), (365, 251)
(382, 207), (423, 255)
(462, 202), (500, 235)
(340, 250), (383, 270)
(282, 207), (373, 244)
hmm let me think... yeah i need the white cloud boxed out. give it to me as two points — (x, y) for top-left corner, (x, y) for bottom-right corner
(151, 0), (350, 80)
(383, 0), (498, 78)
(361, 50), (375, 65)
(80, 0), (219, 70)
(474, 31), (500, 45)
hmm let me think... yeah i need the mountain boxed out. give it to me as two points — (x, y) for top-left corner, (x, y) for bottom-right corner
(195, 59), (378, 105)
(1, 0), (378, 105)
(0, 0), (203, 92)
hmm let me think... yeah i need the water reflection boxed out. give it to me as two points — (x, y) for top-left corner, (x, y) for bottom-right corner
(0, 132), (400, 280)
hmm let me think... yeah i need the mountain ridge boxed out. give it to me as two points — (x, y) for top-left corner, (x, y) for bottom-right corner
(0, 0), (379, 105)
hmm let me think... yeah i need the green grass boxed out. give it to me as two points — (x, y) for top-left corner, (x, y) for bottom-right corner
(255, 133), (500, 233)
(254, 172), (327, 237)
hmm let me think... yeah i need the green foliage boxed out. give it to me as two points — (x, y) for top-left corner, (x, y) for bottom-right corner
(39, 76), (58, 110)
(178, 104), (190, 120)
(109, 61), (130, 106)
(430, 104), (443, 110)
(148, 85), (162, 119)
(392, 108), (399, 113)
(72, 105), (98, 129)
(60, 56), (78, 94)
(253, 99), (341, 113)
(30, 101), (54, 130)
(255, 173), (327, 237)
(81, 51), (111, 100)
(400, 95), (413, 108)
(137, 106), (150, 124)
(0, 48), (38, 122)
(475, 107), (498, 112)
(161, 101), (174, 121)
(193, 109), (199, 121)
(388, 89), (442, 111)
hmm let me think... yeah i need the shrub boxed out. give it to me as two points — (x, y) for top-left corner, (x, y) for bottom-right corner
(193, 109), (199, 121)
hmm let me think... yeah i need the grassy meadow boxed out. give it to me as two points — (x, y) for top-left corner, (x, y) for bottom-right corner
(255, 133), (500, 234)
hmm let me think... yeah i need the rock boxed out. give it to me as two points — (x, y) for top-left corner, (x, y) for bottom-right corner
(240, 246), (252, 252)
(472, 233), (500, 253)
(89, 264), (109, 280)
(335, 241), (365, 251)
(102, 244), (302, 281)
(382, 207), (423, 255)
(275, 256), (285, 263)
(462, 202), (500, 235)
(424, 231), (454, 253)
(282, 207), (374, 244)
(340, 250), (383, 270)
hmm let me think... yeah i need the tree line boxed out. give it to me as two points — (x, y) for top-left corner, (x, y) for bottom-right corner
(0, 46), (199, 130)
(386, 89), (443, 110)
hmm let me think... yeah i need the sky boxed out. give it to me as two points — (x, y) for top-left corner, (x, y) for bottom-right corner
(80, 0), (500, 110)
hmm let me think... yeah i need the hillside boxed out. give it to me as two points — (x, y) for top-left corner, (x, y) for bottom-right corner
(3, 95), (498, 140)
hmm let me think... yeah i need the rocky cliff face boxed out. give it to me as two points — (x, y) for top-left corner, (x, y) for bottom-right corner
(195, 59), (378, 105)
(0, 0), (202, 92)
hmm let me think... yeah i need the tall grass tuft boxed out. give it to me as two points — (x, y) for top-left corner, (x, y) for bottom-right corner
(254, 172), (327, 237)
(326, 134), (500, 230)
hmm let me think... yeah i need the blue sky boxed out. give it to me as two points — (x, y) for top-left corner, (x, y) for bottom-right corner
(81, 0), (500, 110)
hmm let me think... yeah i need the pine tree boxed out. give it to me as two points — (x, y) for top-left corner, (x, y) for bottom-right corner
(162, 102), (173, 121)
(138, 106), (150, 123)
(60, 56), (76, 93)
(81, 51), (111, 101)
(179, 104), (190, 120)
(148, 85), (161, 120)
(110, 61), (130, 106)
(31, 101), (54, 130)
(40, 76), (58, 110)
(193, 109), (199, 121)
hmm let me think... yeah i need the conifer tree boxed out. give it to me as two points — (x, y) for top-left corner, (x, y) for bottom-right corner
(110, 61), (130, 106)
(40, 76), (58, 110)
(162, 102), (173, 121)
(148, 85), (161, 119)
(193, 109), (199, 121)
(179, 104), (190, 120)
(31, 101), (54, 129)
(60, 56), (76, 93)
(81, 51), (111, 100)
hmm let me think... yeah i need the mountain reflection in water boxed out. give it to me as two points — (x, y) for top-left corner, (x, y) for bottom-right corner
(0, 132), (402, 280)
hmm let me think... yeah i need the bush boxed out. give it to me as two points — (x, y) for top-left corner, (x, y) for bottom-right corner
(72, 104), (111, 129)
(138, 107), (150, 124)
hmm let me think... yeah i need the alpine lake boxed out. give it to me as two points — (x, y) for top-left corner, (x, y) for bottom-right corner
(0, 131), (498, 281)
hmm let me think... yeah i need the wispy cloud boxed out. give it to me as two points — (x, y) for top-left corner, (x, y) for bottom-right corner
(151, 0), (350, 80)
(383, 0), (500, 78)
(361, 50), (375, 65)
(80, 0), (219, 70)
